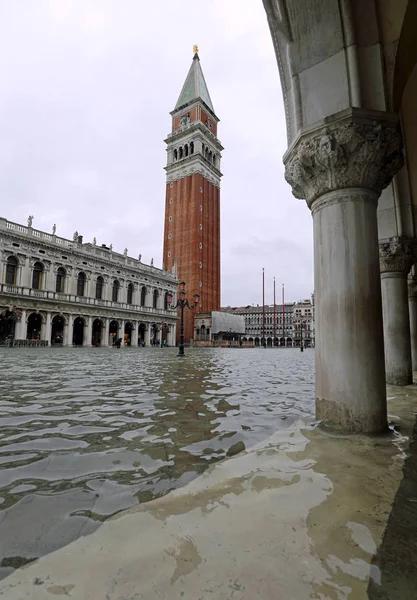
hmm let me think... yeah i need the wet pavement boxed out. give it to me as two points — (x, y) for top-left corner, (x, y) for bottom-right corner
(0, 346), (314, 580)
(1, 348), (417, 599)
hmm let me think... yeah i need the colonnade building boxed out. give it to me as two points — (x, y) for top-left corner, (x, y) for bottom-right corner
(0, 217), (178, 347)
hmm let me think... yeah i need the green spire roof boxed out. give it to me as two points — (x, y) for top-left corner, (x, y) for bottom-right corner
(174, 53), (214, 113)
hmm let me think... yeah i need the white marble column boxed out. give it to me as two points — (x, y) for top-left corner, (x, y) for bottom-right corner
(45, 312), (52, 345)
(144, 324), (151, 347)
(101, 318), (109, 347)
(408, 277), (417, 374)
(15, 309), (27, 339)
(284, 111), (403, 432)
(66, 314), (74, 346)
(84, 316), (92, 347)
(380, 239), (413, 385)
(130, 322), (138, 347)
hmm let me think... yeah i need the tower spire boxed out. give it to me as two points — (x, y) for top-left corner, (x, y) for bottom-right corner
(174, 49), (214, 112)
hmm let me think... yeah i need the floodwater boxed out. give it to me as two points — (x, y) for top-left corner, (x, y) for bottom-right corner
(0, 346), (314, 579)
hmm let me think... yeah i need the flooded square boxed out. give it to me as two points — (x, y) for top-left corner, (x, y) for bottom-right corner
(0, 346), (314, 578)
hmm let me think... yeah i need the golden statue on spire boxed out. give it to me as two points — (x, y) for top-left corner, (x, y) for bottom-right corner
(193, 44), (199, 55)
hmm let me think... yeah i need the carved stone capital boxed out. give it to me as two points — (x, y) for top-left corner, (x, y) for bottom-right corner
(284, 109), (403, 207)
(379, 237), (415, 274)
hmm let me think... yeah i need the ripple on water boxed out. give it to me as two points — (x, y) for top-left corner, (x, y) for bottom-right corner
(0, 346), (314, 579)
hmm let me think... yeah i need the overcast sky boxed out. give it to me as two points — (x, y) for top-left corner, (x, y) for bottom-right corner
(0, 0), (313, 306)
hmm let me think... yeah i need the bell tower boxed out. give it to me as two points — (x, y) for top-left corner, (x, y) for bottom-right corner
(163, 48), (223, 342)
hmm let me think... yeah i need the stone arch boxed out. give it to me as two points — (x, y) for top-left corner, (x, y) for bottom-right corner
(179, 146), (183, 159)
(184, 143), (189, 157)
(77, 271), (86, 296)
(112, 279), (120, 302)
(92, 317), (103, 346)
(124, 321), (134, 346)
(138, 322), (146, 345)
(5, 255), (19, 285)
(32, 261), (44, 290)
(51, 314), (66, 344)
(27, 312), (43, 339)
(73, 316), (85, 346)
(55, 266), (66, 293)
(173, 148), (178, 161)
(140, 285), (147, 307)
(127, 282), (134, 304)
(95, 275), (104, 300)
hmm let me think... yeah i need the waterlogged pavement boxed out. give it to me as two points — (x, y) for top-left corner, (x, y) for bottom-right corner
(1, 382), (417, 599)
(0, 346), (314, 580)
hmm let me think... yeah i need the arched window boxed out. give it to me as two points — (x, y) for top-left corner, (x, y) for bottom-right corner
(141, 286), (147, 307)
(212, 153), (216, 165)
(190, 141), (194, 154)
(179, 147), (183, 159)
(112, 280), (120, 302)
(77, 272), (86, 296)
(32, 262), (43, 290)
(153, 289), (159, 309)
(127, 282), (134, 304)
(5, 256), (18, 285)
(55, 267), (66, 293)
(173, 149), (178, 161)
(184, 144), (189, 157)
(95, 276), (104, 300)
(164, 291), (169, 310)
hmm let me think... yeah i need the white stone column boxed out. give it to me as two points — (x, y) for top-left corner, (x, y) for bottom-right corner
(284, 112), (403, 432)
(380, 239), (413, 385)
(409, 277), (417, 374)
(45, 312), (52, 345)
(84, 315), (92, 347)
(101, 318), (109, 347)
(144, 324), (151, 347)
(66, 314), (74, 346)
(15, 309), (27, 339)
(131, 322), (138, 347)
(120, 319), (125, 345)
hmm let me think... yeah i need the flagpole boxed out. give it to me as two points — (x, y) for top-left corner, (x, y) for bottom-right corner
(273, 277), (276, 347)
(282, 283), (285, 347)
(262, 268), (265, 348)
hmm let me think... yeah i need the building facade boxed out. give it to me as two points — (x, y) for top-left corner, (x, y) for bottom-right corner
(0, 217), (178, 347)
(163, 49), (223, 342)
(220, 297), (315, 348)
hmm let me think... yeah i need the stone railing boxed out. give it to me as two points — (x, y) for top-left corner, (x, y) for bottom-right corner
(0, 218), (177, 281)
(0, 284), (176, 317)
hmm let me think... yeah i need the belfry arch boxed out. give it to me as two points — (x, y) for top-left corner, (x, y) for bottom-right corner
(263, 0), (417, 432)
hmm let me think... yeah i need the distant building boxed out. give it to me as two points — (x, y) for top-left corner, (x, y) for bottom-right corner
(0, 217), (178, 347)
(194, 311), (245, 346)
(292, 296), (315, 348)
(222, 294), (315, 348)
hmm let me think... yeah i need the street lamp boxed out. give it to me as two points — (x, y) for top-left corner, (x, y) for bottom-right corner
(167, 281), (199, 357)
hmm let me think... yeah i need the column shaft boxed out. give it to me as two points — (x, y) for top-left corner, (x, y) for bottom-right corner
(84, 316), (92, 347)
(45, 312), (52, 346)
(144, 324), (151, 347)
(131, 322), (138, 347)
(381, 272), (412, 385)
(409, 296), (417, 373)
(313, 189), (387, 431)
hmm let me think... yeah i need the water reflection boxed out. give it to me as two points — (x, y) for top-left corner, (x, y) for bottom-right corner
(0, 346), (314, 578)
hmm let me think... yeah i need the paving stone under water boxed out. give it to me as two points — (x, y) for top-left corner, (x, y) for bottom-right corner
(0, 346), (314, 579)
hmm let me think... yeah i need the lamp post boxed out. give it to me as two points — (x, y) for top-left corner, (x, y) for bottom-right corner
(167, 281), (199, 357)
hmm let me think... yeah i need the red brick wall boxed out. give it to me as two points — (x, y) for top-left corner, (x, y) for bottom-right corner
(201, 108), (217, 136)
(163, 174), (220, 342)
(172, 107), (198, 132)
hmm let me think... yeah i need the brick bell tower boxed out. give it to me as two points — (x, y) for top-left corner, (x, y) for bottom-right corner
(163, 47), (223, 343)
